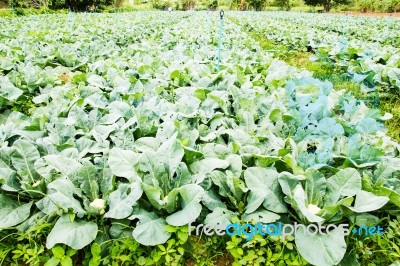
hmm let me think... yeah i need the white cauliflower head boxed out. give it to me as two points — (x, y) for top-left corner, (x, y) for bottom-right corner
(307, 204), (321, 215)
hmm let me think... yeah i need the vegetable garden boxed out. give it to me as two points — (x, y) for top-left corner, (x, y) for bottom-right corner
(0, 11), (400, 266)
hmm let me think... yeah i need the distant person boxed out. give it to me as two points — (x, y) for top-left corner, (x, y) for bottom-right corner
(168, 7), (172, 12)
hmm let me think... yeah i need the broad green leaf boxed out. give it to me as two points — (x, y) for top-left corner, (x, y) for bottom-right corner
(189, 158), (230, 184)
(355, 118), (380, 134)
(92, 124), (118, 143)
(189, 158), (230, 174)
(320, 197), (353, 221)
(0, 194), (32, 229)
(348, 191), (389, 213)
(194, 88), (211, 101)
(369, 185), (400, 208)
(0, 159), (15, 182)
(157, 132), (184, 178)
(46, 215), (98, 249)
(350, 213), (380, 227)
(183, 147), (203, 163)
(210, 170), (246, 205)
(278, 171), (305, 199)
(253, 154), (281, 167)
(130, 209), (171, 246)
(11, 139), (40, 183)
(295, 227), (346, 266)
(204, 207), (235, 228)
(338, 253), (360, 266)
(138, 150), (166, 186)
(52, 246), (65, 258)
(142, 184), (165, 209)
(135, 137), (160, 152)
(325, 168), (361, 206)
(0, 159), (18, 191)
(108, 148), (139, 181)
(372, 159), (400, 184)
(104, 182), (143, 219)
(0, 76), (23, 102)
(225, 154), (242, 177)
(244, 167), (287, 213)
(317, 117), (344, 138)
(166, 184), (204, 226)
(201, 190), (227, 210)
(242, 210), (280, 224)
(36, 178), (86, 217)
(73, 163), (99, 201)
(305, 169), (326, 205)
(43, 155), (82, 177)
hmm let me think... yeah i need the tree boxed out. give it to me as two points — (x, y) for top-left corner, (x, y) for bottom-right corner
(303, 0), (350, 12)
(11, 0), (114, 10)
(208, 0), (217, 10)
(274, 0), (291, 10)
(249, 0), (263, 10)
(64, 0), (114, 10)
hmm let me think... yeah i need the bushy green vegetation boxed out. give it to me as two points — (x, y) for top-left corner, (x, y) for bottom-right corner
(0, 10), (400, 266)
(236, 12), (400, 141)
(353, 0), (400, 12)
(1, 0), (400, 12)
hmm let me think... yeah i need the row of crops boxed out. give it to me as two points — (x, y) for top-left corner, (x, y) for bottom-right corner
(1, 11), (400, 266)
(237, 12), (400, 93)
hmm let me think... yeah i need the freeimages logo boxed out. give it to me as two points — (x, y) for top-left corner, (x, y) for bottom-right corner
(189, 222), (384, 241)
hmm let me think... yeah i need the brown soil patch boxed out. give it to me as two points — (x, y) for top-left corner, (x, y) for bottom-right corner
(214, 253), (234, 266)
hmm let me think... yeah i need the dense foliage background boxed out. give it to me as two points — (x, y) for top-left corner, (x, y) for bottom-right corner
(0, 0), (400, 12)
(0, 9), (400, 266)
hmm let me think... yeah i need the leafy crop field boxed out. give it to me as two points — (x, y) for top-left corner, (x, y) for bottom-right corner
(238, 13), (400, 91)
(0, 11), (400, 266)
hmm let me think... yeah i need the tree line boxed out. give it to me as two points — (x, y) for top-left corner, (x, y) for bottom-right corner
(2, 0), (400, 14)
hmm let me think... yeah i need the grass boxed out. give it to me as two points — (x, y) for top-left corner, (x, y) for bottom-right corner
(246, 25), (363, 92)
(378, 92), (400, 141)
(234, 18), (400, 142)
(0, 8), (12, 17)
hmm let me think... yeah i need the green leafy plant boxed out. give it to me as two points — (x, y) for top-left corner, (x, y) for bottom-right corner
(99, 238), (150, 266)
(45, 245), (77, 266)
(0, 11), (399, 266)
(346, 215), (400, 266)
(227, 234), (307, 266)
